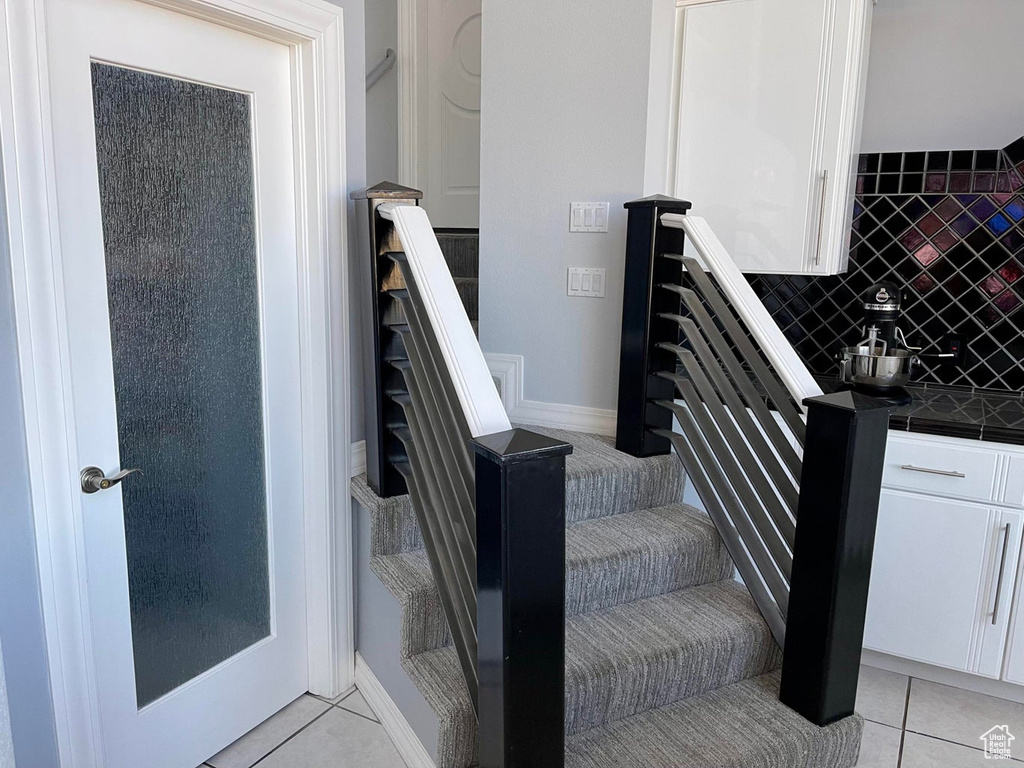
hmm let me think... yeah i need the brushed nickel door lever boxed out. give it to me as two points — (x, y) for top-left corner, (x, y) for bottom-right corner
(80, 466), (142, 494)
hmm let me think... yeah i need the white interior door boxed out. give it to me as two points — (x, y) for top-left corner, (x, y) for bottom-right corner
(420, 0), (481, 227)
(46, 0), (307, 765)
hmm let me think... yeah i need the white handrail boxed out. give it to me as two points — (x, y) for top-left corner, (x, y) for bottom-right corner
(378, 202), (512, 438)
(660, 213), (823, 410)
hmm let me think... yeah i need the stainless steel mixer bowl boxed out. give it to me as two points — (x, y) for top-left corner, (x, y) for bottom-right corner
(839, 346), (916, 388)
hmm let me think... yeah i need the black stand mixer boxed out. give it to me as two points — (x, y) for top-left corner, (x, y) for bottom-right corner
(837, 282), (916, 406)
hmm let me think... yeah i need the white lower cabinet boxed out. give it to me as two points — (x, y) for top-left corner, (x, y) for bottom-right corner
(864, 489), (1022, 678)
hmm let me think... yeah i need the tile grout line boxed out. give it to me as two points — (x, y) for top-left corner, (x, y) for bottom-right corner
(336, 705), (381, 725)
(332, 687), (382, 725)
(900, 728), (1024, 763)
(896, 676), (912, 768)
(247, 704), (336, 768)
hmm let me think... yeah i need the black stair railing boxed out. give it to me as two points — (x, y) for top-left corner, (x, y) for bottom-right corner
(615, 193), (890, 726)
(352, 183), (569, 767)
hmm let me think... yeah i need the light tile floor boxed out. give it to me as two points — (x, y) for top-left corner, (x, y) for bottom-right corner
(196, 665), (1024, 768)
(197, 687), (406, 768)
(855, 665), (1024, 766)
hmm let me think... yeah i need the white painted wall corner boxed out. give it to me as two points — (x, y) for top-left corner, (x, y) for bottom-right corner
(484, 353), (616, 436)
(350, 440), (367, 477)
(354, 653), (435, 768)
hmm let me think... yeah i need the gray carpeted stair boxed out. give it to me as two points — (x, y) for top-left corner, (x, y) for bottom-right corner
(353, 426), (864, 768)
(435, 230), (478, 331)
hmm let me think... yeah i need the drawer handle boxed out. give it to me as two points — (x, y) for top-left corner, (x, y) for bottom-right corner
(993, 523), (1012, 626)
(899, 464), (966, 479)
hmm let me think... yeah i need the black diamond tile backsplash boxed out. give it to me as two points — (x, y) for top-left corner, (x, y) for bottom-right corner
(748, 134), (1024, 392)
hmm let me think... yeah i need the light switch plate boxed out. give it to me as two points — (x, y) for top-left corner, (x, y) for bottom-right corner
(567, 267), (606, 298)
(570, 202), (610, 233)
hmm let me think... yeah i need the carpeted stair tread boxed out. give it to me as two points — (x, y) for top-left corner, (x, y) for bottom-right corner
(370, 550), (449, 657)
(402, 646), (478, 768)
(565, 580), (781, 734)
(372, 503), (734, 656)
(564, 670), (863, 768)
(565, 503), (732, 615)
(402, 580), (781, 764)
(529, 426), (686, 523)
(352, 429), (685, 555)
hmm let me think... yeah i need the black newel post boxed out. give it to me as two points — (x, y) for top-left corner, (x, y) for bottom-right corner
(615, 195), (692, 457)
(780, 391), (891, 725)
(350, 181), (423, 498)
(472, 429), (572, 768)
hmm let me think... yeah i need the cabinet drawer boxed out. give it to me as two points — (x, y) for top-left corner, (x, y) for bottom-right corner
(883, 435), (999, 503)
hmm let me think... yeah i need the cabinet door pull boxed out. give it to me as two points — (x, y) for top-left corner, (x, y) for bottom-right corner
(992, 523), (1011, 625)
(899, 464), (966, 478)
(814, 169), (829, 266)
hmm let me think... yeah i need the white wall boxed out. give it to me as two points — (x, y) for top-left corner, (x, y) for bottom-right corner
(479, 0), (660, 411)
(861, 0), (1024, 153)
(365, 0), (398, 185)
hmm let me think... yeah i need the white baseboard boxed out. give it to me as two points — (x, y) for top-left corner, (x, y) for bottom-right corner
(354, 653), (435, 768)
(484, 352), (617, 436)
(510, 398), (617, 436)
(350, 440), (366, 477)
(483, 352), (523, 413)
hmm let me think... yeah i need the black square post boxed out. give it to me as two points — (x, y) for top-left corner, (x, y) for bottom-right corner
(780, 391), (891, 725)
(350, 181), (423, 497)
(472, 428), (572, 768)
(615, 195), (692, 457)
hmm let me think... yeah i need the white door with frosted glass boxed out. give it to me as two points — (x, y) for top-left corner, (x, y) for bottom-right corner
(46, 0), (307, 765)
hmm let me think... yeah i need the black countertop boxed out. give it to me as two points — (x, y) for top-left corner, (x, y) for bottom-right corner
(814, 376), (1024, 447)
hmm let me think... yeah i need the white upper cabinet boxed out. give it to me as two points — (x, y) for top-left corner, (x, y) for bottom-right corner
(672, 0), (873, 275)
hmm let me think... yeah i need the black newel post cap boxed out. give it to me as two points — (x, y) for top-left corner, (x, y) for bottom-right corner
(350, 181), (423, 201)
(623, 194), (693, 212)
(803, 390), (895, 413)
(469, 428), (573, 466)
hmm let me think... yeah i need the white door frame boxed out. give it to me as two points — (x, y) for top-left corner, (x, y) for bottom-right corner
(0, 0), (354, 765)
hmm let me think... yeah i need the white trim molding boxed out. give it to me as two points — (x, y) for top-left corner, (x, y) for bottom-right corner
(354, 654), (435, 768)
(483, 352), (523, 414)
(0, 0), (355, 764)
(350, 440), (367, 477)
(484, 353), (617, 437)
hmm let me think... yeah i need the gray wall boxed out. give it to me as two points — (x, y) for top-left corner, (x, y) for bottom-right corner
(354, 502), (438, 760)
(365, 0), (398, 186)
(861, 0), (1024, 153)
(0, 163), (60, 766)
(478, 0), (656, 411)
(0, 637), (14, 768)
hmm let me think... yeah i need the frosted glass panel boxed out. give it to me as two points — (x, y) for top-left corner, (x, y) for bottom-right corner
(91, 63), (270, 708)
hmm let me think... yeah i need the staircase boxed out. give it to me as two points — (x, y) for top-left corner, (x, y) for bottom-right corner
(351, 184), (887, 768)
(353, 427), (864, 767)
(434, 229), (478, 335)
